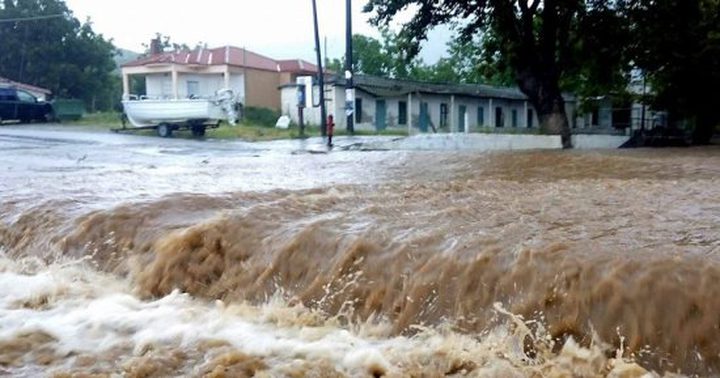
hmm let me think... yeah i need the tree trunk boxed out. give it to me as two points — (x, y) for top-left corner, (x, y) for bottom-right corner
(536, 93), (572, 148)
(517, 72), (573, 148)
(692, 112), (717, 145)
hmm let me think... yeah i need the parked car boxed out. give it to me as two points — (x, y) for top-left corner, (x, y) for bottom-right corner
(0, 86), (54, 124)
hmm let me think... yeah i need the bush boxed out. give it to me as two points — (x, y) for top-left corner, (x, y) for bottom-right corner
(243, 106), (281, 127)
(52, 99), (86, 121)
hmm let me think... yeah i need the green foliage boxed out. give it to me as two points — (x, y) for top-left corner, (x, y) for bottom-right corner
(328, 29), (514, 85)
(628, 0), (720, 143)
(51, 98), (85, 121)
(363, 0), (635, 144)
(328, 31), (414, 78)
(351, 33), (394, 76)
(140, 32), (200, 54)
(68, 111), (122, 127)
(242, 106), (281, 127)
(0, 0), (118, 111)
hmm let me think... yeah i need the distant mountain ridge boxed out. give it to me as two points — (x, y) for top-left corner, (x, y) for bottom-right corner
(113, 49), (141, 74)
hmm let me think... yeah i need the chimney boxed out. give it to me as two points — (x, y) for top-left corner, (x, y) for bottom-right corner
(150, 38), (162, 55)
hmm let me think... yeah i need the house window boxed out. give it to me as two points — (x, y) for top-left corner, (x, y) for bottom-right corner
(398, 101), (407, 125)
(440, 103), (449, 127)
(527, 109), (534, 128)
(495, 107), (504, 127)
(355, 98), (363, 123)
(187, 81), (200, 97)
(511, 109), (518, 127)
(477, 106), (484, 126)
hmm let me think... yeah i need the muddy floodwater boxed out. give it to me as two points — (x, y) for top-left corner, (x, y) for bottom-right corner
(1, 128), (719, 377)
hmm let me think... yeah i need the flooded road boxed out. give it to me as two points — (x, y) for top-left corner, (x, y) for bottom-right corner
(1, 126), (719, 376)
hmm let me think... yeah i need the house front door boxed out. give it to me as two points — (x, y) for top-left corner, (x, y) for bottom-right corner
(458, 105), (466, 132)
(419, 102), (429, 132)
(375, 100), (386, 130)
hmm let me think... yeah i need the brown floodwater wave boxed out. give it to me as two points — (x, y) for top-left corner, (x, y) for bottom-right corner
(1, 148), (719, 375)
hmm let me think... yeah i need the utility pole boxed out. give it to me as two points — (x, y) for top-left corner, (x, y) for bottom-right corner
(311, 0), (327, 136)
(345, 0), (355, 134)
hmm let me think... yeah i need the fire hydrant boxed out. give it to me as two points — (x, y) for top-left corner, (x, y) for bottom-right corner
(327, 114), (335, 148)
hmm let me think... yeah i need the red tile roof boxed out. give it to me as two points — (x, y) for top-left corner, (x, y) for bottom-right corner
(122, 46), (317, 74)
(0, 76), (51, 94)
(277, 59), (319, 74)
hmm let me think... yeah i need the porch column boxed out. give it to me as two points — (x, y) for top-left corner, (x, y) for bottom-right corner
(171, 66), (179, 99)
(223, 67), (230, 89)
(407, 92), (412, 135)
(450, 95), (456, 132)
(464, 111), (470, 134)
(122, 72), (130, 99)
(524, 101), (529, 128)
(488, 98), (494, 127)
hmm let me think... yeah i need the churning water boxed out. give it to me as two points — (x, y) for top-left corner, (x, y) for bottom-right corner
(1, 133), (718, 376)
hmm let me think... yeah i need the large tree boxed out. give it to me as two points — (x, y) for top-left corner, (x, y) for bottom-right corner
(327, 30), (514, 85)
(628, 0), (720, 144)
(0, 0), (117, 111)
(365, 0), (630, 148)
(327, 31), (422, 78)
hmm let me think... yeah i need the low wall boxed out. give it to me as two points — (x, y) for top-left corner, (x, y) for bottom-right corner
(364, 133), (563, 151)
(571, 134), (630, 149)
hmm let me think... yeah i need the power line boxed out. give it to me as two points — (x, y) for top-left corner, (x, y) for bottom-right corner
(0, 14), (65, 23)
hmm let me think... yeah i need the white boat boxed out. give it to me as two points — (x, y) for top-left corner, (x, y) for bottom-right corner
(121, 89), (239, 136)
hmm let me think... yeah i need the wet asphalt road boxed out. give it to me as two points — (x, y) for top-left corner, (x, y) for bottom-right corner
(0, 124), (420, 212)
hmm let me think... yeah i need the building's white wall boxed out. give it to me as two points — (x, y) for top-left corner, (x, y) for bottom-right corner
(279, 78), (338, 127)
(404, 95), (540, 132)
(229, 73), (245, 104)
(363, 133), (563, 151)
(278, 80), (584, 134)
(144, 71), (244, 100)
(176, 73), (223, 98)
(454, 97), (478, 131)
(572, 134), (630, 149)
(332, 86), (346, 127)
(407, 94), (448, 132)
(353, 90), (377, 130)
(384, 98), (400, 128)
(145, 74), (172, 98)
(281, 87), (298, 122)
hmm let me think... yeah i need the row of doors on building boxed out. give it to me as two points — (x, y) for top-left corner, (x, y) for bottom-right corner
(372, 100), (533, 131)
(373, 100), (469, 132)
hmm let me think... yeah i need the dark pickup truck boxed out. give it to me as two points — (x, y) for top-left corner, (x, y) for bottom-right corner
(0, 86), (54, 123)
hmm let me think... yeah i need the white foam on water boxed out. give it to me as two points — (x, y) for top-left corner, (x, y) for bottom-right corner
(0, 255), (656, 377)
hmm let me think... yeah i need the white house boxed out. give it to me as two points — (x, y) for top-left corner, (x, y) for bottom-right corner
(122, 40), (318, 111)
(281, 74), (581, 134)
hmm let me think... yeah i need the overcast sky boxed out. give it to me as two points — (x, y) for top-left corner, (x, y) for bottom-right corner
(63, 0), (450, 63)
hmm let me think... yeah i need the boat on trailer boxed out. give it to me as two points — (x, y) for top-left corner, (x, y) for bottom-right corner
(119, 89), (240, 137)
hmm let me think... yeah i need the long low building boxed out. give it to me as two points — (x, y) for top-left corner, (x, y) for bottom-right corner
(280, 74), (580, 134)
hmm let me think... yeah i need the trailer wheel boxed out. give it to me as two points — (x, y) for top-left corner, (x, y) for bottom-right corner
(191, 125), (206, 137)
(157, 123), (172, 138)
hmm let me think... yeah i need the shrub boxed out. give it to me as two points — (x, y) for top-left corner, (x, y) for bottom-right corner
(243, 106), (281, 127)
